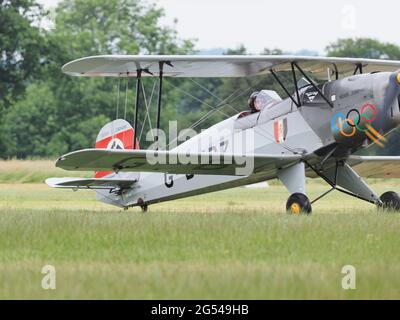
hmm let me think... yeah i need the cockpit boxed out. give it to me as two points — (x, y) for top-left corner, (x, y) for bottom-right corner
(238, 90), (282, 118)
(301, 83), (327, 105)
(236, 77), (323, 126)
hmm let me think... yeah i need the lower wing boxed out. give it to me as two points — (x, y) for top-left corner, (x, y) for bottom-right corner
(348, 155), (400, 178)
(55, 148), (301, 176)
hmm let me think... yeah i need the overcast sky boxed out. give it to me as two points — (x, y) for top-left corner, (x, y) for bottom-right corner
(39, 0), (400, 54)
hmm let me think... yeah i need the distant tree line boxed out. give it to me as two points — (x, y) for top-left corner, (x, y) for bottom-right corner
(1, 0), (400, 158)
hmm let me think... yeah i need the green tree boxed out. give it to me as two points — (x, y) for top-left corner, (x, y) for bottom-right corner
(52, 0), (193, 58)
(0, 0), (49, 156)
(0, 0), (47, 106)
(1, 83), (57, 158)
(2, 0), (194, 158)
(45, 0), (194, 154)
(326, 38), (400, 59)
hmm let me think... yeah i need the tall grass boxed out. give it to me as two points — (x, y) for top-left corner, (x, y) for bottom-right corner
(0, 160), (91, 183)
(1, 179), (400, 299)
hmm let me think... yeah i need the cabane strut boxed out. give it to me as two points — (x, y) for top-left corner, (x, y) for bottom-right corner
(270, 62), (335, 109)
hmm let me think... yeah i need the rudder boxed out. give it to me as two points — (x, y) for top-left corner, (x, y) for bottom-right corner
(94, 119), (139, 178)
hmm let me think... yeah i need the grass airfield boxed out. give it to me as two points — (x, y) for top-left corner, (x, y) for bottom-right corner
(0, 161), (400, 299)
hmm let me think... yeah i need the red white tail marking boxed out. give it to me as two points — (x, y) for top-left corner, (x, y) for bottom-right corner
(94, 119), (139, 178)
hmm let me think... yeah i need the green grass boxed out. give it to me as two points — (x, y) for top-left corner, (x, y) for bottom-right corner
(0, 160), (90, 184)
(1, 177), (400, 299)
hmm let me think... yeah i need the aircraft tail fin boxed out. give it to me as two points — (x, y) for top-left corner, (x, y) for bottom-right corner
(94, 119), (139, 178)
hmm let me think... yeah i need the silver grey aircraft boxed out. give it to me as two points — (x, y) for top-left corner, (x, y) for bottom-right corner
(46, 55), (400, 214)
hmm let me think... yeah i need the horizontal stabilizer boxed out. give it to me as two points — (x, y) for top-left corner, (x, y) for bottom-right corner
(45, 177), (136, 190)
(55, 148), (301, 176)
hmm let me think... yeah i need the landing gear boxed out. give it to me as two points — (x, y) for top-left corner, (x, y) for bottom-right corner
(286, 193), (312, 215)
(137, 197), (148, 213)
(378, 191), (400, 211)
(279, 157), (400, 214)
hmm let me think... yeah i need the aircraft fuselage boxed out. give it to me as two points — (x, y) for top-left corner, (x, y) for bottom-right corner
(96, 72), (400, 208)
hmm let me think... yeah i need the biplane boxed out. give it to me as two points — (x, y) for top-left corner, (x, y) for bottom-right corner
(46, 55), (400, 214)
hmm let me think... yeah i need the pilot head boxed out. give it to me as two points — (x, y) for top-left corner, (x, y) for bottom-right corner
(248, 91), (260, 113)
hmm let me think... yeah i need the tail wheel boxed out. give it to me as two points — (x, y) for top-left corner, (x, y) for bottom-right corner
(286, 193), (312, 215)
(379, 191), (400, 211)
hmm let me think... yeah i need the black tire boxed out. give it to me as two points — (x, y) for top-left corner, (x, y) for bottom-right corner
(286, 193), (312, 215)
(379, 191), (400, 211)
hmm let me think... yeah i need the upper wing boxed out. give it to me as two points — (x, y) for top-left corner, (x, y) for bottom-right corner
(45, 177), (136, 189)
(62, 55), (400, 80)
(55, 148), (301, 176)
(348, 155), (400, 178)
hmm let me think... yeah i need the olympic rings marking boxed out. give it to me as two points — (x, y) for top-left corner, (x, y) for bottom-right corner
(337, 117), (356, 137)
(331, 103), (377, 137)
(360, 103), (377, 123)
(346, 109), (360, 127)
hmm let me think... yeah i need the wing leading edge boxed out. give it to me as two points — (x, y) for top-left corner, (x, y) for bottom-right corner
(62, 55), (400, 80)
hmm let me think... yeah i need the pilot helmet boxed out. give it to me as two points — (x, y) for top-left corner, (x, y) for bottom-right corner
(248, 91), (260, 111)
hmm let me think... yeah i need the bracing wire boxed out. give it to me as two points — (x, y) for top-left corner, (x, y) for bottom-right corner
(186, 84), (254, 131)
(187, 77), (299, 154)
(163, 78), (298, 154)
(189, 78), (253, 116)
(139, 80), (156, 142)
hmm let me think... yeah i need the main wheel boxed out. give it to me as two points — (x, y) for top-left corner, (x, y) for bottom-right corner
(379, 191), (400, 211)
(286, 193), (312, 215)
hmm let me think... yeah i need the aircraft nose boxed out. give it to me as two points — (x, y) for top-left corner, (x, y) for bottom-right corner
(384, 72), (400, 106)
(383, 70), (400, 113)
(379, 71), (400, 127)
